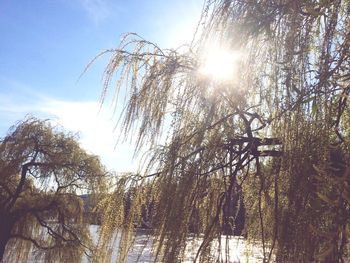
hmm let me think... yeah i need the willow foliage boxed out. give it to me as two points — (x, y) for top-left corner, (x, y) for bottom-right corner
(0, 118), (108, 263)
(96, 0), (350, 262)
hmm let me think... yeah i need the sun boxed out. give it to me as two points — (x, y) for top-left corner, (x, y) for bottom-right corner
(199, 45), (241, 82)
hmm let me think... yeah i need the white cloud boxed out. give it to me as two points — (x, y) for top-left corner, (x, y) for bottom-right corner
(42, 99), (140, 172)
(0, 93), (138, 173)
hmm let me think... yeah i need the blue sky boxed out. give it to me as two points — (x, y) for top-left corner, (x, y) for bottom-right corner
(0, 0), (202, 172)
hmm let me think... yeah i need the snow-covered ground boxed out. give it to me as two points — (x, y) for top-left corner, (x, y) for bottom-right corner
(25, 225), (266, 262)
(81, 225), (266, 263)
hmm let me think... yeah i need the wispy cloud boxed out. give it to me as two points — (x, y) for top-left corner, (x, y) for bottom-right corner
(77, 0), (111, 24)
(0, 91), (138, 173)
(42, 99), (138, 172)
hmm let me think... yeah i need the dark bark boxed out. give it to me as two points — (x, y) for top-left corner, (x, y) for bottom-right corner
(0, 216), (13, 262)
(0, 237), (9, 263)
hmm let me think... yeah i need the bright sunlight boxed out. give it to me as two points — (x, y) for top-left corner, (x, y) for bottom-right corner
(199, 44), (242, 82)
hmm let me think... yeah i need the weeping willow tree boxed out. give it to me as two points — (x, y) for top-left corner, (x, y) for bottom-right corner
(0, 118), (108, 262)
(94, 0), (350, 262)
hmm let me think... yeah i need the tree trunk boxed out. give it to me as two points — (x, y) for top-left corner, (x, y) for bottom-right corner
(0, 237), (9, 263)
(0, 216), (13, 262)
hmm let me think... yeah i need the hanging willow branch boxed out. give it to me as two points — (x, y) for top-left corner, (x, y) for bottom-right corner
(93, 0), (350, 262)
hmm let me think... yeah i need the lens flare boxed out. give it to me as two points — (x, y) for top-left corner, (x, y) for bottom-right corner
(199, 45), (241, 82)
